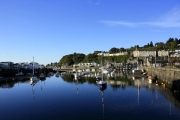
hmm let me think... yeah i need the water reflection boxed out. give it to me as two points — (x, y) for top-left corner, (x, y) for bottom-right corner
(31, 80), (36, 101)
(0, 76), (48, 89)
(61, 72), (180, 110)
(0, 73), (180, 119)
(75, 79), (79, 99)
(0, 78), (30, 88)
(98, 84), (107, 120)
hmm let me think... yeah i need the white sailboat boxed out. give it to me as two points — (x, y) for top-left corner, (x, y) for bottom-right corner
(30, 57), (39, 82)
(97, 52), (107, 89)
(16, 71), (24, 76)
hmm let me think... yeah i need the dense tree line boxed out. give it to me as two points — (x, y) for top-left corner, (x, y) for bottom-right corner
(127, 38), (180, 51)
(109, 47), (126, 54)
(59, 53), (86, 66)
(47, 37), (180, 66)
(58, 52), (131, 66)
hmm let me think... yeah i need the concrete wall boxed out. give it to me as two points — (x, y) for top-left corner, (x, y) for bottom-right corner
(143, 67), (180, 89)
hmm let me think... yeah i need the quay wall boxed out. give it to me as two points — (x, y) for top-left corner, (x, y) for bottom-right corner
(143, 67), (180, 89)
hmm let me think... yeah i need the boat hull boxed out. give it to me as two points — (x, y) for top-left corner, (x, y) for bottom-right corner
(30, 76), (39, 81)
(98, 81), (107, 91)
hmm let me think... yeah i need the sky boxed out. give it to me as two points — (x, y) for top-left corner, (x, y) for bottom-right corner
(0, 0), (180, 65)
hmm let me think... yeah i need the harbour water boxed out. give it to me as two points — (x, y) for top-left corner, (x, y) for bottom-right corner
(0, 73), (180, 120)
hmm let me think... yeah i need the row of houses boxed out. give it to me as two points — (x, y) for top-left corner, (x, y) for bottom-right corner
(97, 50), (180, 57)
(97, 52), (129, 57)
(0, 62), (45, 70)
(73, 62), (99, 67)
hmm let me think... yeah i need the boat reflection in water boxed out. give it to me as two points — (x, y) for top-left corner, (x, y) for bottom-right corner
(30, 79), (38, 101)
(98, 81), (107, 120)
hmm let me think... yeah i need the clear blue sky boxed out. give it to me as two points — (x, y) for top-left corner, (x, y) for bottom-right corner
(0, 0), (180, 65)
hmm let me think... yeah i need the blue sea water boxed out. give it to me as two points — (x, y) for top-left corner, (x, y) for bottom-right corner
(0, 74), (180, 120)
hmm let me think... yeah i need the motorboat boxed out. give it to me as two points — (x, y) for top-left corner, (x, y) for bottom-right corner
(16, 71), (24, 76)
(107, 71), (115, 77)
(39, 73), (46, 79)
(132, 67), (142, 75)
(30, 75), (39, 84)
(102, 68), (111, 74)
(83, 71), (90, 75)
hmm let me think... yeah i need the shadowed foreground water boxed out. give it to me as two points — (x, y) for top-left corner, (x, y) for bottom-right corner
(0, 74), (180, 120)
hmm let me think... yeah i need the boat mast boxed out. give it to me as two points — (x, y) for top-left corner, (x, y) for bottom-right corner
(101, 52), (104, 81)
(33, 56), (34, 76)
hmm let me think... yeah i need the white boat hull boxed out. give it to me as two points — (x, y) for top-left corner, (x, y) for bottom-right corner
(30, 76), (39, 81)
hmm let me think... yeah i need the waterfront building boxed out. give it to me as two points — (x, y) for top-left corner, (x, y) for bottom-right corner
(13, 62), (33, 70)
(0, 62), (14, 69)
(39, 64), (45, 69)
(21, 62), (33, 69)
(97, 52), (128, 56)
(73, 62), (99, 68)
(0, 64), (8, 69)
(29, 62), (40, 69)
(169, 50), (180, 57)
(13, 63), (22, 69)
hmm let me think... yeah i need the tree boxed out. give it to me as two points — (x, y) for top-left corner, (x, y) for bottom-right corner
(166, 38), (174, 44)
(155, 42), (165, 50)
(83, 53), (99, 63)
(59, 53), (85, 66)
(109, 47), (119, 54)
(119, 47), (125, 52)
(170, 42), (177, 51)
(150, 41), (153, 47)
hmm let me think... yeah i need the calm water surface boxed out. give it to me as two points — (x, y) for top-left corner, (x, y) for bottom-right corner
(0, 74), (180, 120)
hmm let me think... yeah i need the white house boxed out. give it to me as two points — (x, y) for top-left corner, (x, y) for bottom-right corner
(0, 64), (8, 69)
(133, 51), (156, 57)
(77, 62), (99, 68)
(30, 62), (40, 69)
(21, 62), (32, 69)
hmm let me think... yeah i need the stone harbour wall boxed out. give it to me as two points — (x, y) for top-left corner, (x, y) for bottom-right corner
(143, 67), (180, 90)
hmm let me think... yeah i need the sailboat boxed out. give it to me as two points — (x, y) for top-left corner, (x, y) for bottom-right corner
(15, 70), (24, 76)
(30, 57), (39, 82)
(97, 52), (107, 89)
